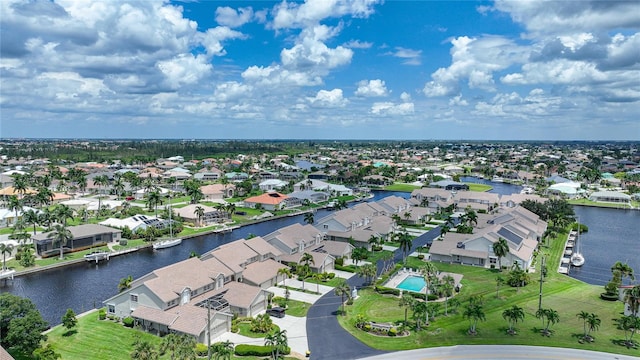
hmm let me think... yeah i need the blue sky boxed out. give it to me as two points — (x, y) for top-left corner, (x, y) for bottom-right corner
(1, 0), (639, 140)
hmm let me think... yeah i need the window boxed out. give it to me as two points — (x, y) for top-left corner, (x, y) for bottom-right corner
(108, 305), (115, 314)
(130, 294), (138, 302)
(489, 257), (497, 264)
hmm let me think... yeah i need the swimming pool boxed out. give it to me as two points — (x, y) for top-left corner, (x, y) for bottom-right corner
(396, 275), (425, 292)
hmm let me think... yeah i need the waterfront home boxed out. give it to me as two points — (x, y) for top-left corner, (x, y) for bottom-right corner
(454, 191), (499, 212)
(262, 223), (324, 255)
(100, 215), (166, 233)
(295, 179), (353, 196)
(588, 191), (631, 205)
(243, 192), (290, 211)
(32, 224), (122, 256)
(430, 207), (547, 269)
(287, 190), (330, 204)
(428, 180), (470, 191)
(498, 194), (545, 208)
(0, 206), (41, 228)
(410, 188), (454, 209)
(104, 237), (286, 341)
(315, 203), (395, 249)
(173, 204), (227, 226)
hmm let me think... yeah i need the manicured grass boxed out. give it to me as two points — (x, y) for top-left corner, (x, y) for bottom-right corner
(466, 183), (493, 192)
(111, 239), (147, 251)
(45, 311), (168, 360)
(305, 276), (344, 288)
(366, 250), (395, 265)
(5, 246), (111, 272)
(568, 198), (638, 209)
(237, 322), (280, 338)
(283, 299), (312, 318)
(337, 230), (639, 356)
(384, 183), (420, 192)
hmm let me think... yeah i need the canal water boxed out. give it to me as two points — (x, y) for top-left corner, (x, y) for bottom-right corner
(1, 184), (637, 326)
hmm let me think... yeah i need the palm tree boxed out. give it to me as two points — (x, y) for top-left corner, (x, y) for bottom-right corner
(492, 237), (509, 271)
(211, 340), (234, 360)
(93, 175), (109, 216)
(411, 301), (428, 331)
(615, 315), (640, 349)
(7, 195), (22, 225)
(421, 262), (438, 325)
(463, 301), (486, 335)
(403, 210), (412, 224)
(397, 230), (413, 263)
(0, 243), (14, 270)
(536, 308), (559, 336)
(299, 252), (314, 290)
(264, 329), (287, 360)
(356, 263), (377, 286)
(194, 206), (205, 227)
(54, 204), (74, 226)
(159, 333), (196, 360)
(398, 293), (414, 328)
(439, 224), (450, 239)
(502, 305), (525, 335)
(611, 261), (635, 285)
(623, 285), (640, 317)
(465, 208), (478, 227)
(118, 275), (134, 293)
(277, 267), (292, 287)
(585, 313), (601, 342)
(113, 175), (125, 200)
(441, 275), (455, 315)
(303, 212), (314, 225)
(334, 279), (351, 316)
(576, 311), (590, 340)
(147, 190), (163, 217)
(131, 337), (159, 360)
(48, 224), (73, 260)
(23, 208), (39, 235)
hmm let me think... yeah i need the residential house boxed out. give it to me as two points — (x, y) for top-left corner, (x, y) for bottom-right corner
(173, 204), (227, 226)
(100, 215), (166, 233)
(258, 179), (288, 191)
(200, 184), (234, 201)
(454, 191), (499, 212)
(243, 192), (290, 211)
(429, 207), (547, 269)
(287, 190), (329, 204)
(33, 224), (122, 256)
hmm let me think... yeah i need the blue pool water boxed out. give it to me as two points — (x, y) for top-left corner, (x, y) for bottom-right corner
(397, 276), (425, 292)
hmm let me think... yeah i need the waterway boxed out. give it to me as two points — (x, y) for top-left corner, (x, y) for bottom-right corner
(1, 184), (637, 327)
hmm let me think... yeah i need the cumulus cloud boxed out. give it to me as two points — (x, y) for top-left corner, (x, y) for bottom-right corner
(271, 0), (380, 30)
(157, 54), (212, 89)
(371, 93), (414, 115)
(215, 6), (254, 28)
(355, 79), (389, 97)
(343, 39), (373, 49)
(423, 35), (528, 97)
(307, 89), (348, 107)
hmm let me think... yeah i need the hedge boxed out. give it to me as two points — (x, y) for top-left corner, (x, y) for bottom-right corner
(375, 285), (400, 296)
(335, 264), (357, 273)
(195, 343), (208, 356)
(122, 317), (134, 328)
(234, 344), (290, 357)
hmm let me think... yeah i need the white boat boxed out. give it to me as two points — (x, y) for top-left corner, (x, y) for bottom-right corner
(570, 221), (585, 267)
(84, 251), (109, 263)
(153, 238), (182, 250)
(492, 175), (504, 183)
(520, 187), (534, 194)
(154, 199), (182, 250)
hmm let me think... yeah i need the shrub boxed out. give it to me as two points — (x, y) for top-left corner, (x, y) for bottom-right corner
(335, 257), (344, 266)
(119, 239), (128, 246)
(346, 298), (354, 305)
(375, 285), (400, 296)
(427, 294), (439, 301)
(98, 309), (106, 320)
(363, 324), (372, 332)
(409, 292), (426, 301)
(600, 292), (619, 301)
(328, 272), (336, 279)
(388, 327), (398, 337)
(335, 264), (357, 273)
(234, 344), (290, 357)
(195, 343), (208, 356)
(122, 317), (134, 327)
(417, 254), (425, 260)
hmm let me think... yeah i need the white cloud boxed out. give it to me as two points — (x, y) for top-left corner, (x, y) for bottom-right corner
(423, 35), (528, 97)
(355, 79), (389, 97)
(386, 47), (422, 65)
(271, 0), (380, 30)
(213, 82), (253, 102)
(449, 95), (468, 106)
(215, 6), (254, 28)
(199, 26), (247, 57)
(371, 101), (414, 115)
(307, 89), (348, 108)
(157, 54), (212, 89)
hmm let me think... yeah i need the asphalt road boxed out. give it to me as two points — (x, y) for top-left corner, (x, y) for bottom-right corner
(305, 225), (442, 360)
(358, 345), (640, 360)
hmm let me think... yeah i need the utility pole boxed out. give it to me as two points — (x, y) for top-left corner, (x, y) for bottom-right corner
(207, 299), (212, 360)
(538, 256), (545, 312)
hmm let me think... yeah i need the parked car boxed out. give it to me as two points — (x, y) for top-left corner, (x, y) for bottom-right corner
(266, 307), (285, 318)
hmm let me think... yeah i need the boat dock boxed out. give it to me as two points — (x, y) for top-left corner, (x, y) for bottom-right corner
(558, 230), (577, 274)
(0, 269), (16, 281)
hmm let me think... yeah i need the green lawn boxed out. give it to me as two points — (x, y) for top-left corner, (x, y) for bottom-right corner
(337, 230), (639, 356)
(568, 198), (638, 209)
(111, 239), (148, 251)
(384, 183), (420, 192)
(44, 311), (168, 360)
(466, 183), (493, 192)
